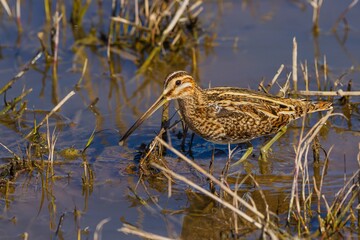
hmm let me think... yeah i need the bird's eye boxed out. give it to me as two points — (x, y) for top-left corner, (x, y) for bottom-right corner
(175, 80), (181, 86)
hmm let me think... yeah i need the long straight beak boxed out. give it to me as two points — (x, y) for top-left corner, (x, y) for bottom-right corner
(119, 94), (168, 146)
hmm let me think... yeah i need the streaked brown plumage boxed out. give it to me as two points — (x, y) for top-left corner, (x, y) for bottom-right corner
(119, 71), (332, 145)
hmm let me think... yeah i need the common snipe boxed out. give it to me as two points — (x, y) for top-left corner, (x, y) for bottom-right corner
(119, 71), (332, 156)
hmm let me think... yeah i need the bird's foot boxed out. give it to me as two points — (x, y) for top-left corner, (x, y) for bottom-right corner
(231, 145), (253, 167)
(259, 147), (271, 162)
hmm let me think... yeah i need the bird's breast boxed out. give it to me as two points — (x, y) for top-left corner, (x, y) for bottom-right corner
(177, 98), (228, 142)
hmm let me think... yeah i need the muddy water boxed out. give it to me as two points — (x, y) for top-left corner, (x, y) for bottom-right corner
(0, 1), (359, 239)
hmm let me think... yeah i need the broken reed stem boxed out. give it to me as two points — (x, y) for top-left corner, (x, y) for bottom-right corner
(134, 0), (139, 30)
(94, 218), (111, 240)
(160, 0), (190, 44)
(111, 17), (151, 31)
(300, 61), (309, 92)
(314, 60), (321, 90)
(154, 137), (287, 238)
(136, 0), (191, 73)
(0, 88), (32, 115)
(0, 50), (43, 95)
(309, 0), (323, 34)
(267, 64), (284, 92)
(144, 0), (149, 18)
(332, 0), (359, 32)
(107, 19), (115, 76)
(248, 174), (271, 234)
(119, 223), (174, 240)
(333, 173), (359, 214)
(16, 0), (22, 33)
(288, 111), (345, 225)
(76, 58), (88, 86)
(1, 0), (12, 17)
(152, 162), (279, 239)
(154, 137), (266, 221)
(292, 37), (298, 91)
(25, 90), (76, 139)
(291, 89), (360, 96)
(0, 142), (21, 160)
(323, 55), (327, 83)
(52, 11), (63, 64)
(288, 111), (307, 224)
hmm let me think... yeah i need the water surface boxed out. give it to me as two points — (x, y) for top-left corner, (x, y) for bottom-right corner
(0, 1), (359, 239)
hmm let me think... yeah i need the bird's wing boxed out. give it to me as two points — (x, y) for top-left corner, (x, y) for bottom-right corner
(205, 87), (297, 120)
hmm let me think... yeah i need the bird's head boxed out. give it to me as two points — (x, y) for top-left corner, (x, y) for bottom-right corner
(163, 71), (196, 100)
(119, 71), (196, 145)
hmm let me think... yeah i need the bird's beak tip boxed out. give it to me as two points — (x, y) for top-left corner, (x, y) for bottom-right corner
(119, 139), (125, 146)
(118, 95), (167, 147)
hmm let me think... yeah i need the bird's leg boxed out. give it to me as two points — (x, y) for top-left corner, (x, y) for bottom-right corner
(180, 122), (188, 152)
(231, 141), (253, 167)
(179, 118), (194, 154)
(259, 125), (288, 161)
(188, 132), (195, 152)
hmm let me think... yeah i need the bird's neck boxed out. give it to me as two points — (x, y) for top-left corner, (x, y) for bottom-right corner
(178, 86), (205, 107)
(176, 86), (207, 128)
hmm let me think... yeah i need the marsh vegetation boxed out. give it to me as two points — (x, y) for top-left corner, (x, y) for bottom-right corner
(0, 1), (359, 239)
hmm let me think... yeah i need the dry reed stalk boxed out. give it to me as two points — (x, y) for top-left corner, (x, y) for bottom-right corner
(119, 223), (175, 240)
(25, 90), (76, 139)
(76, 58), (88, 86)
(323, 55), (328, 83)
(314, 60), (321, 90)
(131, 0), (139, 36)
(0, 88), (32, 115)
(266, 64), (284, 92)
(0, 0), (12, 17)
(292, 37), (298, 91)
(16, 0), (22, 33)
(144, 0), (149, 18)
(0, 51), (43, 95)
(153, 162), (279, 239)
(22, 232), (29, 240)
(0, 142), (20, 160)
(288, 110), (347, 234)
(44, 0), (51, 21)
(277, 72), (291, 98)
(154, 137), (287, 238)
(154, 137), (266, 221)
(160, 0), (190, 43)
(308, 0), (323, 34)
(189, 0), (203, 18)
(300, 61), (309, 92)
(332, 0), (359, 32)
(52, 10), (63, 64)
(291, 89), (360, 96)
(288, 111), (328, 221)
(111, 17), (151, 31)
(319, 170), (359, 236)
(46, 118), (58, 165)
(232, 172), (252, 234)
(94, 218), (111, 240)
(248, 174), (271, 238)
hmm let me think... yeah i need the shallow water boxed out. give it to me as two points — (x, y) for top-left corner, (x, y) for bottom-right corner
(0, 1), (359, 239)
